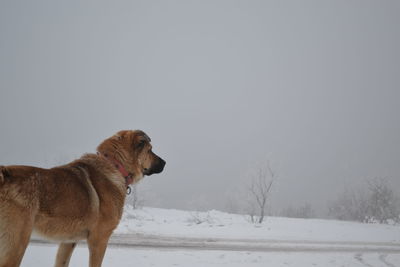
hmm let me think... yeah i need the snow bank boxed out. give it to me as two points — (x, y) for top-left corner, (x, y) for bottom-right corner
(116, 206), (400, 243)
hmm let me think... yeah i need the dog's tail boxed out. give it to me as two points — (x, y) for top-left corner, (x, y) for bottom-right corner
(0, 166), (8, 185)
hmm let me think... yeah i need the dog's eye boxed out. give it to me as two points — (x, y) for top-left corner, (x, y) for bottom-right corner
(137, 140), (146, 149)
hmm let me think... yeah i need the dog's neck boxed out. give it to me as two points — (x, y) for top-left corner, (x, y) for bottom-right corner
(97, 152), (133, 187)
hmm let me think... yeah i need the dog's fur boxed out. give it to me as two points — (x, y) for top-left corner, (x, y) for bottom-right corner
(0, 130), (165, 267)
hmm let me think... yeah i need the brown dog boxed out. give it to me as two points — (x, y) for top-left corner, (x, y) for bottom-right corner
(0, 130), (165, 267)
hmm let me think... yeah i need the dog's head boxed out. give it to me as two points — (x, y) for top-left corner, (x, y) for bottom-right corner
(97, 130), (166, 184)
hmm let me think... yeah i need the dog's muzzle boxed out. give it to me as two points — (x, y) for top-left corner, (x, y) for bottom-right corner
(144, 157), (166, 176)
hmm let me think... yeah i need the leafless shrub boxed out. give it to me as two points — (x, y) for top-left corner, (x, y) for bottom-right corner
(365, 177), (400, 224)
(187, 211), (214, 225)
(329, 178), (399, 224)
(246, 161), (276, 224)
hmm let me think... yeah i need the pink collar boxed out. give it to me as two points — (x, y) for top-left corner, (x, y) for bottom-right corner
(98, 153), (133, 187)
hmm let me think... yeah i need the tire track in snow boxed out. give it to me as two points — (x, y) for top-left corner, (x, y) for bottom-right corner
(354, 253), (374, 267)
(113, 233), (400, 248)
(108, 234), (400, 253)
(379, 254), (398, 267)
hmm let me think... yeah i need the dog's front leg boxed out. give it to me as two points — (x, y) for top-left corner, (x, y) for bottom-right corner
(87, 232), (112, 267)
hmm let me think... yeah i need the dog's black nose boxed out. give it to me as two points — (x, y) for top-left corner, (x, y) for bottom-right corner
(157, 158), (166, 172)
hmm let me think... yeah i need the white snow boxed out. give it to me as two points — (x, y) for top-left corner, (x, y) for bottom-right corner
(22, 245), (400, 267)
(23, 206), (400, 267)
(116, 206), (400, 243)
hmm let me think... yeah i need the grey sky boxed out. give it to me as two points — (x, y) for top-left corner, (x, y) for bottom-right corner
(1, 1), (399, 214)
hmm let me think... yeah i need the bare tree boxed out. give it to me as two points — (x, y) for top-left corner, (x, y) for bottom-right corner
(247, 161), (276, 223)
(366, 177), (400, 224)
(329, 178), (400, 224)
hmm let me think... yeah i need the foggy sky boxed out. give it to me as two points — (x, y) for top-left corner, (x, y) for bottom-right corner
(1, 0), (399, 215)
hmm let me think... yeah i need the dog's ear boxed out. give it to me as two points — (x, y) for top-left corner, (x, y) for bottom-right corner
(113, 130), (131, 141)
(133, 130), (151, 143)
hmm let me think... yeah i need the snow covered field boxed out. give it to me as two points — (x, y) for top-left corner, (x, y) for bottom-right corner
(116, 206), (400, 243)
(25, 206), (400, 267)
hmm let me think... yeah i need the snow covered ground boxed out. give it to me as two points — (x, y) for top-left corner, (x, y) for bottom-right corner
(24, 206), (400, 267)
(116, 206), (400, 243)
(22, 244), (400, 267)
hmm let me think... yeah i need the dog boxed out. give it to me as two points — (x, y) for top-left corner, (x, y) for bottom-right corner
(0, 130), (165, 267)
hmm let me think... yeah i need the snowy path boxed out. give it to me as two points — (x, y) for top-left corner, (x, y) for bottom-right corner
(31, 233), (400, 253)
(24, 241), (400, 267)
(108, 234), (400, 253)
